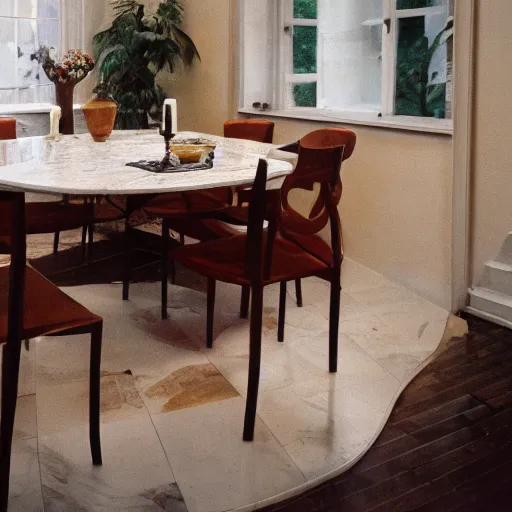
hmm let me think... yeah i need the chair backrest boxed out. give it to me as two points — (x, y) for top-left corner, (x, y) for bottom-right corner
(0, 118), (17, 140)
(278, 128), (357, 268)
(0, 192), (27, 346)
(224, 120), (275, 144)
(244, 159), (268, 286)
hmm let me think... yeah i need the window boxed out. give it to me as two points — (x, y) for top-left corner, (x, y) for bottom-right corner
(240, 0), (454, 123)
(0, 0), (83, 105)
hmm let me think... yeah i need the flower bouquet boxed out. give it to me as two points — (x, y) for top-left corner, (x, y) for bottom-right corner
(34, 47), (95, 134)
(42, 48), (95, 84)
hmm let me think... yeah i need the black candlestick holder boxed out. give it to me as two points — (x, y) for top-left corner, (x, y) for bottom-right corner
(125, 127), (215, 174)
(159, 127), (177, 166)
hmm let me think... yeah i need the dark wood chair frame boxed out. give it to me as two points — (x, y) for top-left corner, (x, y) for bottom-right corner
(170, 143), (347, 440)
(0, 192), (103, 512)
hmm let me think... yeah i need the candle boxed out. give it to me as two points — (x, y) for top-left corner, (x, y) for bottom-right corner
(49, 106), (61, 139)
(162, 98), (178, 134)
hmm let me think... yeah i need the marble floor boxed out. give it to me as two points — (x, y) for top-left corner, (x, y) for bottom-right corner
(6, 258), (454, 512)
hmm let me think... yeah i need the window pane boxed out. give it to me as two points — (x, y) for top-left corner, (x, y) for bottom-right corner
(318, 0), (382, 112)
(397, 0), (444, 9)
(17, 18), (60, 87)
(0, 18), (17, 88)
(18, 0), (60, 19)
(0, 1), (15, 17)
(395, 9), (450, 118)
(293, 82), (317, 107)
(294, 0), (317, 19)
(293, 26), (317, 74)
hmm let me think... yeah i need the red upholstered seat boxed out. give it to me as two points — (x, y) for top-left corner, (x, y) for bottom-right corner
(144, 187), (231, 218)
(0, 266), (101, 341)
(0, 117), (16, 140)
(171, 233), (330, 287)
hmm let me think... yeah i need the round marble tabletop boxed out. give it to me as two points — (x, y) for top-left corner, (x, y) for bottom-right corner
(0, 130), (293, 196)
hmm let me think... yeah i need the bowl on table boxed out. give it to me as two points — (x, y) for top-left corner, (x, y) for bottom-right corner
(169, 140), (217, 164)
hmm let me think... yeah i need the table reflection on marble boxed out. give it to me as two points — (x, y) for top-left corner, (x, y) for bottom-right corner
(0, 131), (293, 196)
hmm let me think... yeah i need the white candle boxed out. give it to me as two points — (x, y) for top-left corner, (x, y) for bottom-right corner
(49, 106), (61, 138)
(162, 98), (178, 133)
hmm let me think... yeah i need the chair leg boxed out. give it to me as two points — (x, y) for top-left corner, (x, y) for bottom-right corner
(295, 279), (303, 308)
(122, 224), (132, 301)
(0, 340), (22, 511)
(328, 268), (341, 373)
(161, 220), (170, 320)
(24, 339), (29, 351)
(206, 278), (216, 348)
(53, 231), (60, 254)
(87, 224), (94, 263)
(89, 322), (103, 466)
(240, 286), (250, 319)
(180, 233), (185, 246)
(278, 281), (286, 343)
(243, 286), (264, 442)
(81, 225), (88, 261)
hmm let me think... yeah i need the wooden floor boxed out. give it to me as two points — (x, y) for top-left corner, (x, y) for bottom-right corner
(263, 315), (512, 512)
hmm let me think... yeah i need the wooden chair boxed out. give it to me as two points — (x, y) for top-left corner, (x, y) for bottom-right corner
(170, 128), (356, 440)
(124, 120), (276, 310)
(0, 192), (103, 511)
(224, 119), (274, 143)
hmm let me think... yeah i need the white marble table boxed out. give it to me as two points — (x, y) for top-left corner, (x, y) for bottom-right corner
(0, 130), (293, 195)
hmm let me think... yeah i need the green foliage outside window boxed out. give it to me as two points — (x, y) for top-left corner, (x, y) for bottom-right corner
(397, 0), (439, 9)
(395, 17), (448, 118)
(294, 0), (317, 19)
(293, 82), (317, 107)
(293, 26), (317, 74)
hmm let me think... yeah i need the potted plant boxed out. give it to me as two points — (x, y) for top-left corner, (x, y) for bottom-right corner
(92, 0), (200, 130)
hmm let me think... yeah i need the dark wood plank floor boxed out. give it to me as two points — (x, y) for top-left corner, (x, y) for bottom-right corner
(262, 315), (512, 512)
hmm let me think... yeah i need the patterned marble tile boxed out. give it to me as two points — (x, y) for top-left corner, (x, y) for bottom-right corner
(36, 374), (147, 437)
(206, 324), (329, 397)
(340, 258), (401, 293)
(14, 394), (38, 441)
(144, 363), (239, 414)
(39, 416), (185, 511)
(152, 397), (305, 512)
(9, 439), (44, 512)
(258, 338), (400, 480)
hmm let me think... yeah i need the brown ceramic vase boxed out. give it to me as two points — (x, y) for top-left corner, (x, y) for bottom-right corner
(82, 97), (118, 142)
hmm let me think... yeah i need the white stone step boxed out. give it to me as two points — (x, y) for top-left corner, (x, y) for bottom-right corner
(495, 232), (512, 264)
(467, 287), (512, 329)
(481, 260), (512, 296)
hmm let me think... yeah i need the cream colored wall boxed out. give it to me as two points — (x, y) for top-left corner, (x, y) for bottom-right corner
(161, 0), (232, 135)
(264, 118), (453, 309)
(76, 0), (110, 103)
(470, 1), (512, 286)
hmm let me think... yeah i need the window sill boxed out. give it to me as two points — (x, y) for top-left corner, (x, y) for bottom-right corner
(238, 108), (453, 136)
(0, 103), (83, 115)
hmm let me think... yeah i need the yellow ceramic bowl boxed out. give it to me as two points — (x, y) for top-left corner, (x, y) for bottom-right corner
(170, 144), (216, 164)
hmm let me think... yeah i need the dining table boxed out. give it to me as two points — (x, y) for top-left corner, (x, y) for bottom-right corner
(0, 130), (294, 197)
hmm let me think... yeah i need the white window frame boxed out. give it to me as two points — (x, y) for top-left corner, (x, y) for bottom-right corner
(381, 0), (453, 116)
(0, 0), (84, 109)
(279, 0), (319, 109)
(239, 0), (456, 134)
